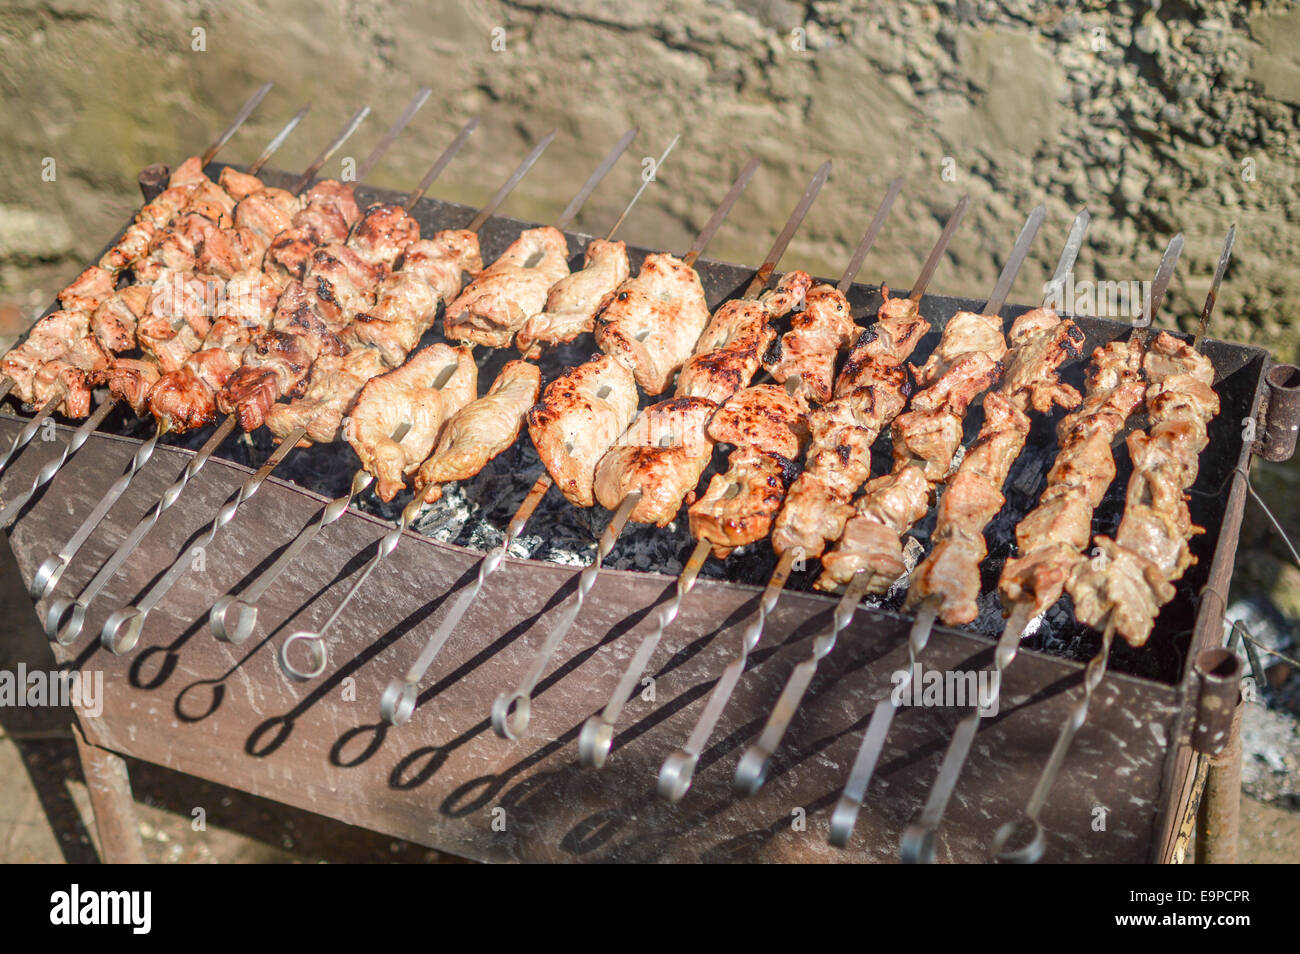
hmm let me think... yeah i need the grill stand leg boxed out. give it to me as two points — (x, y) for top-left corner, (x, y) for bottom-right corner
(1194, 701), (1243, 865)
(73, 722), (146, 864)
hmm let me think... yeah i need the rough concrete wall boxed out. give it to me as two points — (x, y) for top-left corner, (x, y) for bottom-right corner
(1, 0), (1297, 355)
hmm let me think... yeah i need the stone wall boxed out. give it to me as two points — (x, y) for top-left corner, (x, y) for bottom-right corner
(2, 0), (1298, 355)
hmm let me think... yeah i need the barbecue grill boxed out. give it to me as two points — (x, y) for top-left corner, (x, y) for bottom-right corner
(1, 143), (1292, 863)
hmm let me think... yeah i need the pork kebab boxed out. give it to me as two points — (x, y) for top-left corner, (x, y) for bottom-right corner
(990, 228), (1233, 866)
(895, 235), (1188, 864)
(489, 160), (831, 741)
(278, 147), (753, 684)
(576, 177), (905, 768)
(40, 109), (458, 649)
(207, 129), (643, 648)
(653, 197), (1007, 804)
(377, 140), (772, 726)
(2, 102), (320, 538)
(793, 210), (1089, 845)
(95, 129), (567, 657)
(28, 107), (385, 613)
(0, 81), (275, 474)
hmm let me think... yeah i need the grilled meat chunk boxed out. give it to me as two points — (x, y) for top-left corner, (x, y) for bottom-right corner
(516, 239), (630, 354)
(676, 270), (813, 403)
(592, 396), (718, 526)
(346, 344), (478, 502)
(593, 253), (710, 395)
(763, 282), (857, 405)
(527, 354), (639, 508)
(416, 360), (542, 503)
(266, 346), (389, 446)
(443, 227), (570, 348)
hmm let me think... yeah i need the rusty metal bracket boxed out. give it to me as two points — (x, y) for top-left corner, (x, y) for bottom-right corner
(1190, 647), (1242, 756)
(1256, 363), (1300, 462)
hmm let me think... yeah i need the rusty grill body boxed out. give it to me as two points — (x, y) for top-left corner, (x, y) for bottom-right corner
(0, 164), (1274, 863)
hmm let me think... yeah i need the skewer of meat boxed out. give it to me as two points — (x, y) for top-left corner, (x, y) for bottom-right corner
(1, 104), (316, 539)
(893, 235), (1189, 864)
(40, 106), (382, 647)
(273, 139), (707, 685)
(372, 141), (740, 724)
(990, 228), (1233, 865)
(0, 82), (275, 476)
(812, 212), (1091, 845)
(94, 126), (555, 659)
(208, 131), (643, 651)
(655, 196), (1000, 803)
(488, 161), (830, 741)
(576, 179), (904, 768)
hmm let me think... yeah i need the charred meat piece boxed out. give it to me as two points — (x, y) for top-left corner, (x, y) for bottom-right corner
(98, 359), (162, 416)
(763, 282), (857, 405)
(346, 344), (478, 502)
(593, 253), (710, 395)
(676, 270), (813, 403)
(688, 384), (805, 556)
(90, 285), (153, 355)
(592, 396), (718, 526)
(999, 338), (1146, 619)
(443, 227), (571, 348)
(416, 360), (542, 504)
(266, 346), (388, 446)
(344, 230), (483, 366)
(528, 353), (639, 508)
(516, 239), (630, 354)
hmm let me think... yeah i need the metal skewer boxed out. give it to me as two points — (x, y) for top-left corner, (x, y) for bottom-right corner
(99, 118), (506, 658)
(657, 192), (980, 803)
(4, 104), (317, 538)
(199, 81), (274, 167)
(579, 175), (904, 770)
(214, 123), (623, 648)
(823, 209), (1091, 840)
(491, 159), (828, 742)
(897, 232), (1185, 864)
(277, 128), (651, 681)
(377, 136), (683, 724)
(991, 227), (1235, 864)
(40, 107), (377, 646)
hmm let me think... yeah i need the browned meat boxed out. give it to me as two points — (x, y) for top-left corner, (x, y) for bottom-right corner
(416, 360), (542, 504)
(515, 239), (630, 354)
(999, 338), (1146, 619)
(59, 266), (116, 314)
(676, 270), (813, 403)
(689, 448), (790, 558)
(217, 331), (344, 431)
(145, 319), (258, 431)
(593, 253), (710, 395)
(2, 310), (92, 402)
(592, 396), (718, 526)
(347, 203), (420, 267)
(233, 187), (300, 240)
(345, 344), (478, 502)
(97, 359), (161, 416)
(1066, 332), (1219, 646)
(266, 347), (388, 446)
(771, 290), (931, 560)
(688, 384), (805, 556)
(527, 354), (639, 508)
(763, 282), (857, 405)
(443, 227), (571, 348)
(300, 244), (386, 332)
(218, 167), (267, 202)
(90, 285), (152, 355)
(817, 466), (930, 589)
